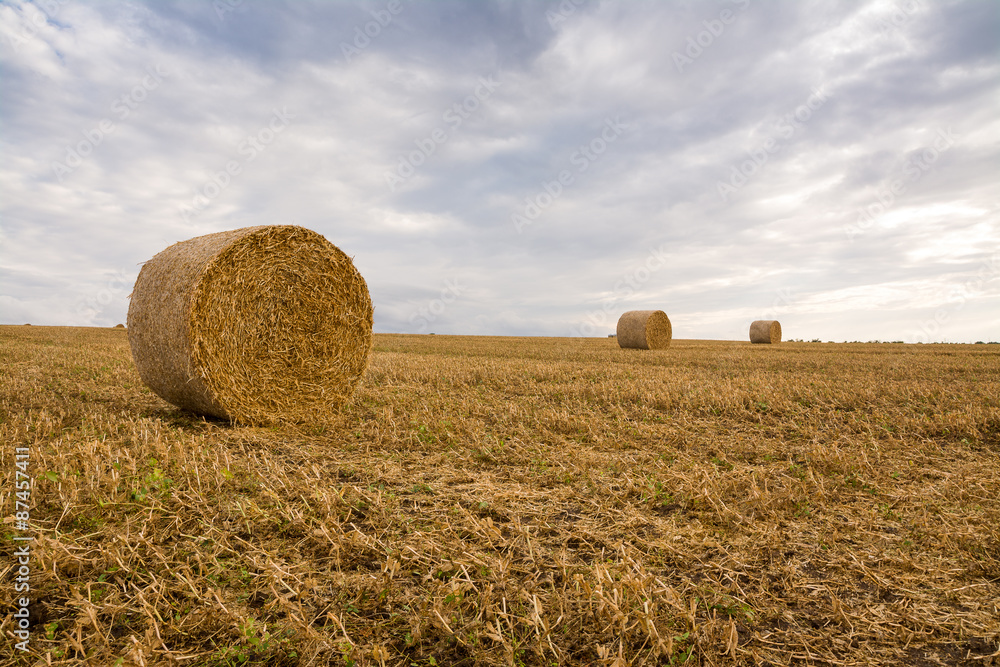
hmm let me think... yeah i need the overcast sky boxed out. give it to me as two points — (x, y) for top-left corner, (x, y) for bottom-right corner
(1, 0), (997, 342)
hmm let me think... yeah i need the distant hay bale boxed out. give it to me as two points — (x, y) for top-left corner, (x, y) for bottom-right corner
(750, 320), (782, 344)
(616, 310), (672, 350)
(114, 324), (125, 329)
(126, 225), (373, 425)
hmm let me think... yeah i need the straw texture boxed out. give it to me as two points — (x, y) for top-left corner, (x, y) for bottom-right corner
(616, 310), (672, 350)
(126, 225), (373, 424)
(750, 320), (782, 344)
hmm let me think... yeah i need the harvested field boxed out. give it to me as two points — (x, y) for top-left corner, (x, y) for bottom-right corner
(1, 325), (999, 666)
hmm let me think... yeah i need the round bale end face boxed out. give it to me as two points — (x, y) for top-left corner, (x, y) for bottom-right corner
(750, 320), (782, 344)
(127, 225), (373, 425)
(616, 310), (672, 350)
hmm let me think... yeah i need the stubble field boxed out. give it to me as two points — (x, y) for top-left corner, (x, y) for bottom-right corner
(1, 325), (998, 666)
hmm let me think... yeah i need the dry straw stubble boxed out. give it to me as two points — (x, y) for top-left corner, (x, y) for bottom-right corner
(749, 319), (782, 344)
(4, 329), (1000, 666)
(616, 309), (672, 349)
(127, 225), (373, 425)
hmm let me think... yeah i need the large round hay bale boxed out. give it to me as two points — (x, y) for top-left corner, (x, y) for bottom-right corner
(749, 320), (781, 344)
(616, 310), (672, 349)
(126, 225), (373, 424)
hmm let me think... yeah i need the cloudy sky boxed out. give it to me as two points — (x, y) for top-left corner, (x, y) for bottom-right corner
(1, 0), (998, 342)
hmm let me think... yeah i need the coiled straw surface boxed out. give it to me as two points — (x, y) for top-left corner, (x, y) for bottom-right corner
(616, 310), (672, 349)
(750, 319), (782, 344)
(127, 225), (373, 424)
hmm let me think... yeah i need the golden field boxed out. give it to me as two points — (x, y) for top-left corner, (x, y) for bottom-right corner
(1, 325), (998, 666)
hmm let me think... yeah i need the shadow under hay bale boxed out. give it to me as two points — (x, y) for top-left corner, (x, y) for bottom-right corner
(126, 225), (373, 425)
(616, 310), (672, 350)
(750, 319), (782, 344)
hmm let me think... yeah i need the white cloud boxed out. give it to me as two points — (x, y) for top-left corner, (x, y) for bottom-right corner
(1, 0), (997, 342)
